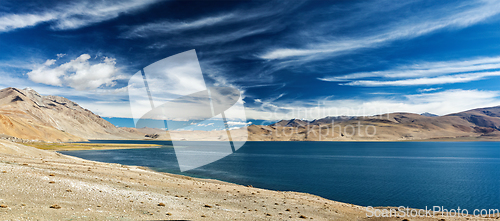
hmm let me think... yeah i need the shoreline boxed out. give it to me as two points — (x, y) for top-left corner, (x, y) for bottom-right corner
(0, 139), (495, 220)
(0, 139), (368, 220)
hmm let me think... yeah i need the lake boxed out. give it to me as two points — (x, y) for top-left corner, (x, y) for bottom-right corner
(60, 141), (500, 211)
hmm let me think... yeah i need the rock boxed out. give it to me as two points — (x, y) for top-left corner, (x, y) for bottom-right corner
(299, 215), (307, 219)
(204, 204), (212, 208)
(66, 189), (72, 192)
(49, 181), (55, 184)
(50, 204), (61, 209)
(49, 174), (55, 176)
(145, 134), (160, 139)
(0, 204), (7, 208)
(158, 203), (165, 206)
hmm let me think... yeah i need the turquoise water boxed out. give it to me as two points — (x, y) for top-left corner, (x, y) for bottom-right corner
(60, 141), (500, 211)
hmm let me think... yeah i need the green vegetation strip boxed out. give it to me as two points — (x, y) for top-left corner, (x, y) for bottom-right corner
(25, 142), (162, 151)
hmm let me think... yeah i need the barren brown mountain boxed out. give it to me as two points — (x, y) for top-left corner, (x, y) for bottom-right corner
(0, 86), (499, 142)
(0, 87), (140, 142)
(121, 107), (500, 141)
(242, 107), (500, 141)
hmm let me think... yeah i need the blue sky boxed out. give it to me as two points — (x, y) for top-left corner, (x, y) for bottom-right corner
(1, 0), (500, 125)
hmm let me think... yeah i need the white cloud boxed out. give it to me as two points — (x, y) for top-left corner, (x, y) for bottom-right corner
(259, 0), (500, 60)
(0, 0), (160, 32)
(122, 1), (304, 39)
(226, 121), (251, 126)
(417, 87), (442, 92)
(319, 55), (500, 86)
(321, 56), (500, 81)
(123, 14), (234, 38)
(145, 21), (283, 48)
(0, 13), (56, 32)
(244, 89), (500, 120)
(27, 54), (123, 90)
(340, 71), (500, 86)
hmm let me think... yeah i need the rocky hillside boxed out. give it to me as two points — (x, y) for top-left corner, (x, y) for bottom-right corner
(243, 106), (500, 141)
(0, 87), (139, 142)
(447, 106), (500, 130)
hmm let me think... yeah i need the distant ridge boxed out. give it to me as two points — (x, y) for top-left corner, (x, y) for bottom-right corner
(420, 112), (438, 117)
(271, 119), (309, 127)
(241, 106), (500, 141)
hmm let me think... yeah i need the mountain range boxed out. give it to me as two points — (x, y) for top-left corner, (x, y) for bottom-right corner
(249, 106), (500, 141)
(0, 87), (499, 142)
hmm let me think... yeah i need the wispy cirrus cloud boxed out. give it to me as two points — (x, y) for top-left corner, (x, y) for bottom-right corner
(0, 0), (160, 32)
(147, 24), (280, 48)
(122, 14), (235, 38)
(320, 56), (500, 81)
(417, 87), (442, 93)
(123, 1), (305, 48)
(259, 0), (500, 60)
(320, 55), (500, 86)
(341, 71), (500, 86)
(121, 1), (304, 39)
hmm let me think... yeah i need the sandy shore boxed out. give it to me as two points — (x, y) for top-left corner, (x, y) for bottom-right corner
(0, 140), (495, 220)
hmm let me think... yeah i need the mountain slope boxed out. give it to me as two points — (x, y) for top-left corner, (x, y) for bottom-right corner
(0, 87), (139, 142)
(242, 107), (500, 141)
(271, 119), (309, 127)
(447, 106), (500, 130)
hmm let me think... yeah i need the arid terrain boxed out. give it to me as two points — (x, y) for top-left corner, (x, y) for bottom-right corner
(0, 87), (499, 220)
(0, 139), (497, 220)
(0, 87), (499, 142)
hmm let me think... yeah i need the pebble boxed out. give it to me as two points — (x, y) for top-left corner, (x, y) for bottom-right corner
(0, 204), (7, 208)
(50, 204), (61, 209)
(158, 203), (165, 206)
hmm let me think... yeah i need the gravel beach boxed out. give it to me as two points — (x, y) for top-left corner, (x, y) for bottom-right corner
(0, 140), (494, 220)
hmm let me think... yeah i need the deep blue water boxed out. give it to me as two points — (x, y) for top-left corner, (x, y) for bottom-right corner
(60, 141), (500, 211)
